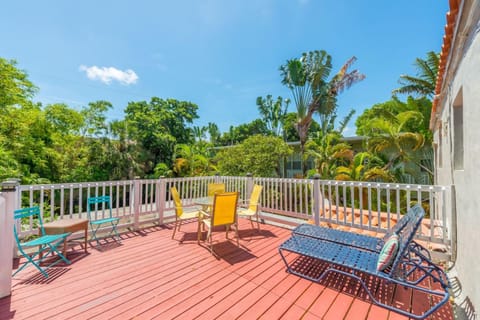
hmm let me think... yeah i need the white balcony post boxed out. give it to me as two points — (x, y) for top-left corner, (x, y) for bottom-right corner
(246, 173), (254, 200)
(0, 179), (20, 298)
(214, 173), (221, 183)
(133, 178), (141, 230)
(157, 178), (166, 225)
(312, 174), (321, 226)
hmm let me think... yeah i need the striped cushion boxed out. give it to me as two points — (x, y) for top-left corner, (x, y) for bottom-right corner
(376, 234), (399, 272)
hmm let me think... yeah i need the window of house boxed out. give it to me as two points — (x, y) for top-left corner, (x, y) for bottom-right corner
(453, 89), (464, 170)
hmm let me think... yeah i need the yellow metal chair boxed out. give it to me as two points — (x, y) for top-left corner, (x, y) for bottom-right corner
(207, 183), (225, 196)
(237, 184), (263, 231)
(198, 192), (239, 254)
(171, 186), (201, 239)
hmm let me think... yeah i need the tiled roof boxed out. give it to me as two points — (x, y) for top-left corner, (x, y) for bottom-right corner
(431, 0), (460, 126)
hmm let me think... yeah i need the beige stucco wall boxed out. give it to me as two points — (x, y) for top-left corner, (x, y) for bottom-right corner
(434, 11), (480, 311)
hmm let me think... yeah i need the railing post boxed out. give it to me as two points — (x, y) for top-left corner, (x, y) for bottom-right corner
(157, 177), (166, 225)
(214, 173), (221, 183)
(133, 178), (141, 230)
(311, 174), (321, 226)
(0, 179), (20, 298)
(246, 173), (254, 200)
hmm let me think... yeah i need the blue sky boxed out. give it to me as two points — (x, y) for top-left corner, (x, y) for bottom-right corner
(1, 1), (448, 135)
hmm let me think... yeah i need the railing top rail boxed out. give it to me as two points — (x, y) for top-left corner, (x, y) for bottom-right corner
(19, 180), (136, 191)
(318, 179), (451, 192)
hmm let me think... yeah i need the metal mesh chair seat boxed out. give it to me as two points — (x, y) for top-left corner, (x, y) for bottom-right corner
(293, 205), (426, 253)
(281, 235), (378, 274)
(293, 224), (381, 251)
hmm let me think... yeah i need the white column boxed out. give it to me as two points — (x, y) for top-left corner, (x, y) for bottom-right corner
(0, 180), (19, 298)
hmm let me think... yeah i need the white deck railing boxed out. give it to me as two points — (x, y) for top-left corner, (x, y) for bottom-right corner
(6, 175), (453, 256)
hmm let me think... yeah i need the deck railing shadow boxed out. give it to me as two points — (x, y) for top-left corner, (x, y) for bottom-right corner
(12, 267), (71, 285)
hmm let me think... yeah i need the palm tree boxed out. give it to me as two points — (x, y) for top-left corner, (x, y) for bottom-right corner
(335, 152), (392, 182)
(305, 131), (353, 179)
(392, 51), (439, 98)
(280, 50), (365, 176)
(365, 111), (432, 180)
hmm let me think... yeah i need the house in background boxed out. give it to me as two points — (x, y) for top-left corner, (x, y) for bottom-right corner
(431, 0), (480, 315)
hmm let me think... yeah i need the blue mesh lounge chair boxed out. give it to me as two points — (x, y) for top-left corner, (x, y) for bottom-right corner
(279, 205), (450, 319)
(13, 206), (71, 278)
(87, 196), (121, 243)
(293, 205), (427, 253)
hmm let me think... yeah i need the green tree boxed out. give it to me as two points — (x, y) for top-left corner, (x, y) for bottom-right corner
(207, 122), (220, 145)
(125, 97), (199, 174)
(80, 100), (112, 137)
(305, 131), (353, 179)
(280, 50), (365, 175)
(392, 51), (439, 98)
(364, 111), (431, 181)
(283, 112), (321, 142)
(0, 58), (37, 108)
(45, 103), (84, 135)
(335, 152), (391, 182)
(256, 95), (290, 137)
(356, 96), (432, 143)
(217, 119), (269, 146)
(215, 135), (292, 177)
(172, 143), (215, 177)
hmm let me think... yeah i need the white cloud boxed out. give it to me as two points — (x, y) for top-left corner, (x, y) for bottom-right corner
(79, 65), (138, 85)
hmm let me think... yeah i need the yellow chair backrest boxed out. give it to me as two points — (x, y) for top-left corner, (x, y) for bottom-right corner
(207, 183), (225, 196)
(248, 185), (263, 212)
(212, 192), (238, 226)
(170, 187), (183, 217)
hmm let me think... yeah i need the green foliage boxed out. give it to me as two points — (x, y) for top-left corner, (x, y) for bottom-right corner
(217, 119), (269, 146)
(392, 51), (439, 98)
(256, 95), (290, 137)
(356, 96), (432, 142)
(172, 143), (216, 177)
(283, 112), (320, 142)
(305, 131), (353, 179)
(207, 122), (220, 145)
(125, 97), (199, 174)
(215, 135), (292, 177)
(0, 58), (37, 108)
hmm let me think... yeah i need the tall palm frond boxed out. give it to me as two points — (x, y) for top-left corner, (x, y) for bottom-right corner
(392, 51), (439, 98)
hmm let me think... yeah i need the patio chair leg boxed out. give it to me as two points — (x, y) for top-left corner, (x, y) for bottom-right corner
(234, 224), (239, 247)
(172, 217), (178, 239)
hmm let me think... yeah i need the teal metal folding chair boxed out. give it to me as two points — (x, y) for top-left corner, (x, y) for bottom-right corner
(13, 206), (71, 278)
(87, 196), (121, 243)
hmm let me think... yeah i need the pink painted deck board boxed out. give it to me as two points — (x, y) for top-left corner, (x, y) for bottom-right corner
(1, 219), (453, 320)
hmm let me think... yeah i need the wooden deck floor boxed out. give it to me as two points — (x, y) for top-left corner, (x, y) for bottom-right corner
(1, 220), (453, 320)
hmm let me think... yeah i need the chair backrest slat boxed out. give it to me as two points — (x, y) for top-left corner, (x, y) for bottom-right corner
(14, 206), (45, 239)
(87, 196), (112, 220)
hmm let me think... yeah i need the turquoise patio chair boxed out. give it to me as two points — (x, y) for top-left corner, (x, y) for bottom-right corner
(87, 196), (121, 243)
(13, 206), (71, 278)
